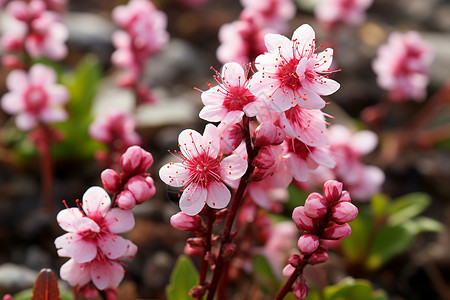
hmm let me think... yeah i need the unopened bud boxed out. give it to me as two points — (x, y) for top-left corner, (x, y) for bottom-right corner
(293, 277), (310, 300)
(253, 146), (275, 169)
(101, 169), (121, 194)
(254, 122), (285, 147)
(308, 250), (328, 264)
(189, 285), (207, 298)
(323, 180), (343, 204)
(170, 212), (203, 232)
(220, 123), (244, 154)
(187, 237), (204, 248)
(116, 190), (136, 210)
(297, 234), (319, 254)
(125, 175), (155, 204)
(292, 206), (315, 233)
(120, 146), (154, 176)
(288, 254), (303, 268)
(184, 243), (203, 256)
(304, 193), (328, 219)
(322, 223), (351, 240)
(222, 243), (236, 258)
(1, 55), (22, 69)
(331, 202), (358, 224)
(214, 208), (228, 224)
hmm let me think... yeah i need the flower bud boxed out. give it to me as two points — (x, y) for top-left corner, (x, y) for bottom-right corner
(297, 234), (319, 254)
(187, 237), (204, 248)
(1, 54), (23, 69)
(170, 212), (203, 232)
(304, 193), (328, 219)
(116, 190), (136, 210)
(331, 202), (358, 224)
(322, 223), (351, 240)
(253, 146), (275, 169)
(293, 277), (310, 300)
(101, 169), (121, 194)
(308, 250), (328, 264)
(189, 285), (207, 298)
(184, 243), (203, 257)
(220, 123), (244, 154)
(338, 190), (351, 203)
(120, 146), (154, 176)
(282, 264), (295, 277)
(288, 254), (303, 268)
(323, 180), (343, 204)
(254, 122), (285, 147)
(292, 206), (315, 233)
(124, 175), (155, 204)
(222, 243), (236, 258)
(214, 208), (228, 224)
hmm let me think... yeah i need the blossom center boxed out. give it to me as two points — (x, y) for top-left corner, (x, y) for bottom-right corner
(223, 87), (255, 111)
(24, 86), (48, 114)
(185, 153), (221, 188)
(279, 59), (301, 90)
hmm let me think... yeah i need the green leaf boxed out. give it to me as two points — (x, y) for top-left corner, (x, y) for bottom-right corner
(370, 194), (389, 219)
(303, 288), (321, 300)
(367, 224), (414, 271)
(413, 216), (444, 233)
(252, 254), (280, 295)
(13, 288), (73, 300)
(52, 54), (104, 161)
(388, 193), (431, 226)
(323, 278), (388, 300)
(340, 209), (373, 264)
(166, 255), (199, 300)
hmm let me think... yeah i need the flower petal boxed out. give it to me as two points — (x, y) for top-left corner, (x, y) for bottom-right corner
(159, 163), (189, 187)
(97, 233), (129, 260)
(56, 208), (83, 232)
(82, 186), (111, 218)
(179, 184), (207, 216)
(1, 92), (24, 114)
(206, 180), (231, 209)
(222, 62), (246, 87)
(60, 259), (91, 287)
(104, 208), (135, 233)
(178, 128), (204, 159)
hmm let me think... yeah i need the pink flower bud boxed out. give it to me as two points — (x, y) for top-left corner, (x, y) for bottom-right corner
(116, 190), (136, 210)
(101, 169), (121, 194)
(323, 180), (343, 204)
(136, 84), (157, 104)
(187, 237), (204, 249)
(288, 254), (303, 268)
(189, 285), (207, 299)
(338, 190), (351, 203)
(1, 34), (24, 52)
(170, 212), (203, 232)
(322, 223), (351, 240)
(252, 146), (275, 169)
(222, 243), (236, 258)
(184, 243), (203, 257)
(304, 193), (328, 219)
(292, 206), (315, 233)
(124, 175), (155, 204)
(308, 250), (328, 264)
(3, 294), (13, 300)
(120, 146), (154, 176)
(214, 208), (228, 224)
(331, 202), (358, 224)
(1, 54), (23, 69)
(81, 286), (99, 299)
(297, 234), (319, 254)
(293, 277), (310, 300)
(220, 123), (244, 154)
(282, 264), (295, 277)
(254, 122), (285, 147)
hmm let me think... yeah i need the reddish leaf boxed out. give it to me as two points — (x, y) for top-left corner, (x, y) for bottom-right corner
(31, 268), (62, 300)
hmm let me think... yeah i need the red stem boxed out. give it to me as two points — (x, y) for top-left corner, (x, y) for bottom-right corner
(275, 271), (299, 300)
(206, 116), (258, 300)
(198, 207), (215, 291)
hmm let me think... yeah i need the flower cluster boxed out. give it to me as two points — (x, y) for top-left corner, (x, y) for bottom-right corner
(55, 186), (137, 294)
(315, 0), (373, 28)
(101, 146), (156, 210)
(55, 145), (155, 295)
(372, 31), (433, 102)
(111, 0), (169, 97)
(0, 63), (69, 131)
(89, 110), (142, 166)
(1, 0), (68, 64)
(217, 0), (295, 64)
(284, 180), (358, 299)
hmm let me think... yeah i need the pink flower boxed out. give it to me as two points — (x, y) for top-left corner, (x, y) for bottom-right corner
(281, 138), (336, 182)
(249, 24), (340, 112)
(373, 31), (433, 102)
(315, 0), (373, 28)
(159, 124), (247, 215)
(55, 186), (136, 264)
(217, 18), (271, 65)
(240, 0), (295, 31)
(89, 110), (141, 151)
(112, 0), (168, 57)
(199, 62), (264, 126)
(328, 124), (384, 201)
(3, 1), (68, 60)
(60, 255), (127, 290)
(1, 64), (69, 131)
